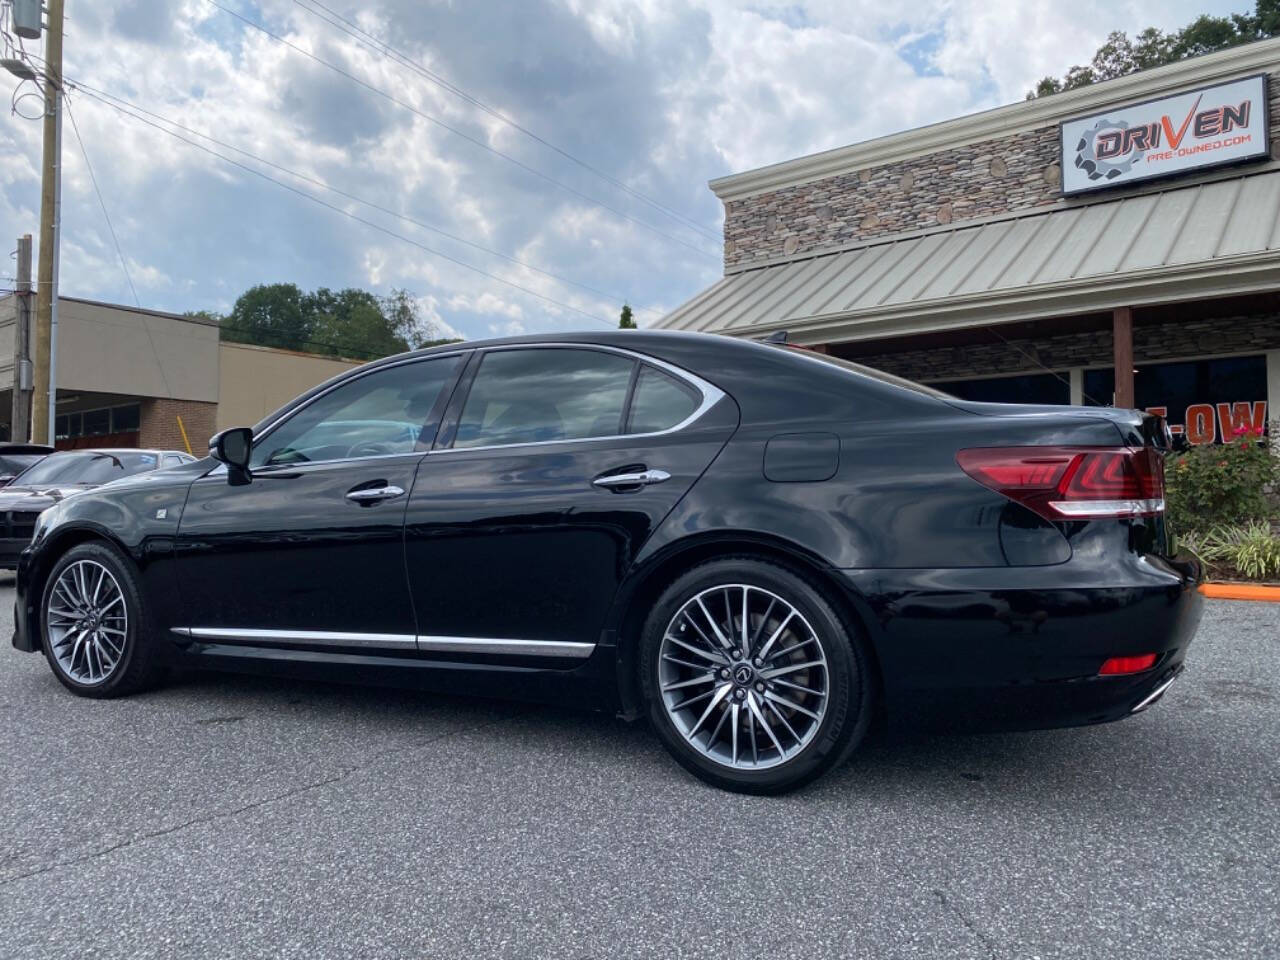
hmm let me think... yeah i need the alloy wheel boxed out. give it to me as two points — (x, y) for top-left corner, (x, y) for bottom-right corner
(46, 559), (129, 686)
(658, 583), (829, 770)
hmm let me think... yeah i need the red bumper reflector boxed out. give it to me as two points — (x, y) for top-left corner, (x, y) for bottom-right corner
(1098, 653), (1157, 676)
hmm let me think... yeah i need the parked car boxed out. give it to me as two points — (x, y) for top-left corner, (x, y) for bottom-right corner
(0, 443), (54, 486)
(0, 448), (196, 569)
(9, 332), (1203, 793)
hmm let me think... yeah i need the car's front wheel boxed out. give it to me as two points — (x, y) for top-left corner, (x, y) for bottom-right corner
(640, 557), (873, 793)
(40, 541), (165, 698)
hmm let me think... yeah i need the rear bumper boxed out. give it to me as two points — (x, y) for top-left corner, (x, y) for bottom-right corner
(840, 551), (1204, 732)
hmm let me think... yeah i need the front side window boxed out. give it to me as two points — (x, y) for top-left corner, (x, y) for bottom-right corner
(252, 355), (461, 467)
(454, 349), (635, 449)
(627, 365), (700, 434)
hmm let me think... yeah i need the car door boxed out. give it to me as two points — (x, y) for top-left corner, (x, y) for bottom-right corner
(403, 344), (739, 659)
(173, 352), (466, 646)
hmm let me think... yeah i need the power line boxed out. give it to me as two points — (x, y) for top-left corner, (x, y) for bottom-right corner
(65, 94), (139, 308)
(74, 86), (617, 328)
(65, 90), (178, 400)
(291, 0), (722, 244)
(205, 0), (721, 262)
(70, 78), (660, 317)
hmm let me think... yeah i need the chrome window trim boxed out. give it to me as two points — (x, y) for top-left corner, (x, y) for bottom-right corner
(244, 351), (470, 468)
(198, 449), (427, 482)
(437, 343), (726, 456)
(173, 627), (595, 659)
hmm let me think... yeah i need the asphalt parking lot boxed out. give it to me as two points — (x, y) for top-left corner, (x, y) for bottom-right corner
(1, 578), (1277, 960)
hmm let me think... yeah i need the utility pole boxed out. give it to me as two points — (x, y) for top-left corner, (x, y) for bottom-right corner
(11, 235), (34, 443)
(31, 0), (64, 445)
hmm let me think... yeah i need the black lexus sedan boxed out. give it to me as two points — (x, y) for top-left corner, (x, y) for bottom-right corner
(0, 448), (196, 569)
(10, 331), (1203, 793)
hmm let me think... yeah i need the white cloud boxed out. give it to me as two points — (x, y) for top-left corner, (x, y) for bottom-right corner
(0, 0), (1247, 338)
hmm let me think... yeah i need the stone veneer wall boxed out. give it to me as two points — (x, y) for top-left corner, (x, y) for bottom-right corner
(847, 313), (1280, 384)
(723, 71), (1280, 269)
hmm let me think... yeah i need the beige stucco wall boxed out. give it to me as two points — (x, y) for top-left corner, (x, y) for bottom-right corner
(217, 340), (361, 430)
(0, 295), (218, 402)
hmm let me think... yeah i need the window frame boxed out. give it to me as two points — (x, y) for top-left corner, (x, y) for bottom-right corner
(244, 351), (470, 472)
(432, 344), (724, 454)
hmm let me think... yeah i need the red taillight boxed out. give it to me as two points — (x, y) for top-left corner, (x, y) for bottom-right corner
(956, 446), (1164, 521)
(1098, 653), (1158, 675)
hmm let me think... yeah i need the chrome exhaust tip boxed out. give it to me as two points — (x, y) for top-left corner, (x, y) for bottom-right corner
(1131, 671), (1181, 714)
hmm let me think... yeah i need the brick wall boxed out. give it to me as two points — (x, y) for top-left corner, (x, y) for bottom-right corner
(139, 398), (217, 454)
(848, 313), (1280, 384)
(723, 71), (1280, 269)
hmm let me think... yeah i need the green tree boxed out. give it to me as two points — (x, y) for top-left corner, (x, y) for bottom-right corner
(1028, 0), (1278, 98)
(218, 283), (463, 359)
(221, 283), (314, 351)
(619, 303), (636, 329)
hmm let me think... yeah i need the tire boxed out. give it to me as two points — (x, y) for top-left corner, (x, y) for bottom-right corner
(639, 557), (872, 794)
(40, 541), (167, 699)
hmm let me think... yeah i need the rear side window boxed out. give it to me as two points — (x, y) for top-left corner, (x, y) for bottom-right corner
(455, 349), (635, 448)
(627, 365), (700, 434)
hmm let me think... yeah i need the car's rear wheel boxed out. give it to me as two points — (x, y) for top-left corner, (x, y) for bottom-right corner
(40, 541), (165, 698)
(640, 557), (872, 793)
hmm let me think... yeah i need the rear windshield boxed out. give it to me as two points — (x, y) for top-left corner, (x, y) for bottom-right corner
(779, 345), (954, 400)
(14, 451), (159, 486)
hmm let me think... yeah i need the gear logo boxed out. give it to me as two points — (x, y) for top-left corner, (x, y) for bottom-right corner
(1075, 119), (1142, 182)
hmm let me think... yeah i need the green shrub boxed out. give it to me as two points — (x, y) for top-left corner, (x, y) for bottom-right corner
(1185, 521), (1280, 581)
(1165, 423), (1278, 533)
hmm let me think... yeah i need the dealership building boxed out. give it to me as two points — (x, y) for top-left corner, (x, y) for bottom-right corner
(661, 40), (1280, 443)
(0, 295), (359, 451)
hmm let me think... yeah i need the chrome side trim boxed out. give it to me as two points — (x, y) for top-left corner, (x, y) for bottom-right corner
(172, 627), (418, 649)
(416, 636), (596, 658)
(172, 628), (596, 659)
(1131, 673), (1180, 714)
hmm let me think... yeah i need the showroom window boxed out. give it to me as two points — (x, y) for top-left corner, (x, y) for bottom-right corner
(932, 372), (1070, 405)
(55, 404), (142, 441)
(1084, 355), (1267, 444)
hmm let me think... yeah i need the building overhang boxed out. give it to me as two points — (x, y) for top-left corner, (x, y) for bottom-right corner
(659, 169), (1280, 346)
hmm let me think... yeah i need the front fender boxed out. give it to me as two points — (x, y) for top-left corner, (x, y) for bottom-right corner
(16, 473), (196, 654)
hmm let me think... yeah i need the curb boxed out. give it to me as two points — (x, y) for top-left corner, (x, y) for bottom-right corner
(1199, 583), (1280, 602)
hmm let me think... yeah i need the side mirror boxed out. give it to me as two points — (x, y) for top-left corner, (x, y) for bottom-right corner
(209, 427), (253, 485)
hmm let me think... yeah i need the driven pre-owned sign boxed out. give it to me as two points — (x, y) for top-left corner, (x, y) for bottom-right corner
(1061, 75), (1270, 195)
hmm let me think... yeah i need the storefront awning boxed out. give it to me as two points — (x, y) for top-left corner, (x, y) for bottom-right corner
(659, 170), (1280, 344)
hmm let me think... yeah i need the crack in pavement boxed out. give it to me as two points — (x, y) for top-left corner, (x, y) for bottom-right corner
(934, 888), (999, 960)
(0, 714), (511, 887)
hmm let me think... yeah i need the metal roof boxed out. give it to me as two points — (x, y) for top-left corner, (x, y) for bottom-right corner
(658, 171), (1280, 344)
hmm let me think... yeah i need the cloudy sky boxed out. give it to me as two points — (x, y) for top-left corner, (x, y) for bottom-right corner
(0, 0), (1244, 340)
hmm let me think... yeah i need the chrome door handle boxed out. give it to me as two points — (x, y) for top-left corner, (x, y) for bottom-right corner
(592, 469), (671, 489)
(345, 484), (405, 503)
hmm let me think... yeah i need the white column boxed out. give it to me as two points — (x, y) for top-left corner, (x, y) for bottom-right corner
(1069, 368), (1084, 406)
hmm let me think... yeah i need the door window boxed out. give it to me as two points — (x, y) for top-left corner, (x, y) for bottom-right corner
(454, 349), (635, 449)
(626, 365), (701, 434)
(252, 355), (462, 467)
